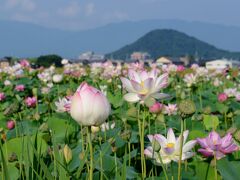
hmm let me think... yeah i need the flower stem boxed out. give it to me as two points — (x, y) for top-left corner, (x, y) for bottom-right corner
(156, 153), (169, 180)
(224, 112), (227, 130)
(87, 127), (93, 180)
(137, 103), (146, 178)
(178, 119), (184, 180)
(199, 83), (203, 111)
(214, 153), (218, 180)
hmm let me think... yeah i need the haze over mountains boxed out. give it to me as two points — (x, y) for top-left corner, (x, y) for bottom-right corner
(1, 19), (240, 58)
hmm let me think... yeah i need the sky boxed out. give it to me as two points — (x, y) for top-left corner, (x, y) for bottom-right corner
(0, 0), (239, 30)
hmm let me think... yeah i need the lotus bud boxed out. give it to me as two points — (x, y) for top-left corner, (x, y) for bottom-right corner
(218, 93), (228, 102)
(53, 74), (63, 83)
(7, 120), (15, 130)
(63, 145), (72, 164)
(149, 102), (163, 114)
(70, 82), (111, 126)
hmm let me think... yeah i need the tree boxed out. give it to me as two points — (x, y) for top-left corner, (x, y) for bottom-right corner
(36, 54), (62, 67)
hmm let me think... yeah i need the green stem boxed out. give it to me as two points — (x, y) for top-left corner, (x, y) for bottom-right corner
(171, 162), (174, 180)
(224, 112), (227, 130)
(156, 152), (169, 180)
(137, 103), (145, 178)
(128, 142), (131, 166)
(99, 139), (103, 180)
(87, 127), (93, 180)
(199, 83), (203, 111)
(141, 109), (146, 178)
(178, 119), (184, 180)
(114, 152), (118, 177)
(214, 153), (218, 180)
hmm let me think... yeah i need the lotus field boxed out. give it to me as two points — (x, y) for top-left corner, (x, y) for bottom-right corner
(1, 59), (240, 180)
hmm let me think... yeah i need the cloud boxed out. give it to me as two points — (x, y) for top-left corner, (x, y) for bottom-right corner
(85, 3), (95, 16)
(113, 11), (129, 20)
(11, 13), (33, 22)
(57, 1), (80, 17)
(5, 0), (36, 12)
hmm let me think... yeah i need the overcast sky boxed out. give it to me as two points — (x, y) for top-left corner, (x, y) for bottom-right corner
(0, 0), (239, 30)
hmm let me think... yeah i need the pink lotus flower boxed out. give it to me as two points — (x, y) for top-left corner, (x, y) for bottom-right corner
(7, 120), (15, 130)
(177, 65), (185, 72)
(224, 88), (237, 97)
(0, 92), (6, 101)
(163, 104), (178, 116)
(120, 69), (169, 103)
(20, 59), (30, 67)
(25, 97), (37, 107)
(70, 82), (111, 126)
(183, 73), (197, 87)
(55, 96), (72, 113)
(149, 102), (163, 113)
(197, 131), (239, 160)
(235, 92), (240, 101)
(218, 93), (228, 102)
(15, 85), (25, 92)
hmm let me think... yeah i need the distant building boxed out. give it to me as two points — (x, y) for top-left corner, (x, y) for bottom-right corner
(156, 57), (172, 65)
(156, 56), (184, 66)
(0, 58), (10, 68)
(78, 51), (105, 62)
(130, 52), (151, 61)
(206, 59), (240, 70)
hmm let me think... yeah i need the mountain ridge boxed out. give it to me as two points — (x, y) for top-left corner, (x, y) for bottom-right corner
(107, 29), (240, 60)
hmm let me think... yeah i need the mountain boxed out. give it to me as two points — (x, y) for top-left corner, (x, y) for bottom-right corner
(107, 29), (240, 60)
(1, 19), (240, 57)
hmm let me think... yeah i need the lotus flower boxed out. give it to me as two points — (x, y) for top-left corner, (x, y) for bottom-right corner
(7, 120), (15, 130)
(61, 59), (69, 65)
(0, 92), (6, 101)
(218, 93), (228, 102)
(4, 80), (11, 86)
(177, 65), (185, 72)
(70, 82), (111, 126)
(55, 97), (71, 112)
(15, 84), (25, 92)
(20, 59), (30, 67)
(144, 128), (196, 164)
(183, 73), (197, 87)
(224, 88), (237, 97)
(149, 102), (163, 113)
(25, 97), (37, 107)
(197, 131), (239, 160)
(163, 104), (178, 116)
(53, 74), (63, 83)
(120, 69), (169, 103)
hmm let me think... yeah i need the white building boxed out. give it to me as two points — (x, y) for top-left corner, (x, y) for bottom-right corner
(78, 51), (105, 61)
(130, 52), (151, 61)
(206, 59), (240, 70)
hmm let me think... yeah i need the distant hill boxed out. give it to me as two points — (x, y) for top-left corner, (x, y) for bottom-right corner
(106, 29), (240, 60)
(1, 19), (240, 57)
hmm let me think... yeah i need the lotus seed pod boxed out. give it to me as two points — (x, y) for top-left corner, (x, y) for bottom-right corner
(179, 99), (196, 116)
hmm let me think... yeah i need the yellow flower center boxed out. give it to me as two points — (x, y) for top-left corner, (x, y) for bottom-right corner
(166, 143), (175, 148)
(213, 140), (217, 145)
(139, 81), (148, 94)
